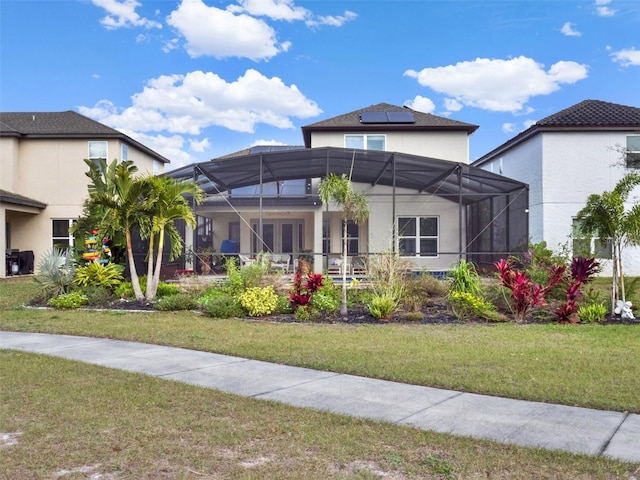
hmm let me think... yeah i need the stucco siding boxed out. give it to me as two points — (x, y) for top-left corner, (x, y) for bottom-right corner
(310, 131), (469, 162)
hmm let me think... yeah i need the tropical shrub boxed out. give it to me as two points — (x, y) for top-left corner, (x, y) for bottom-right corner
(448, 291), (503, 322)
(495, 258), (565, 322)
(289, 271), (325, 310)
(200, 293), (244, 318)
(73, 261), (124, 289)
(81, 285), (115, 306)
(48, 291), (88, 309)
(368, 293), (398, 320)
(34, 248), (75, 299)
(115, 277), (179, 299)
(447, 260), (482, 297)
(154, 292), (198, 311)
(554, 256), (600, 323)
(577, 303), (607, 324)
(239, 286), (278, 316)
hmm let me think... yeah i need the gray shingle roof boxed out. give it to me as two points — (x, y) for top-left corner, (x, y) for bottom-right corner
(473, 99), (640, 166)
(301, 102), (478, 147)
(537, 99), (640, 127)
(0, 110), (170, 163)
(0, 111), (121, 136)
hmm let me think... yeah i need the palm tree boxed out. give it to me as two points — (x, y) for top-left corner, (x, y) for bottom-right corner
(576, 172), (640, 316)
(143, 175), (203, 302)
(89, 160), (151, 302)
(318, 173), (369, 316)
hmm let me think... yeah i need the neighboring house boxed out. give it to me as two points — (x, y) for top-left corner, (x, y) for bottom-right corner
(472, 99), (640, 276)
(0, 111), (169, 278)
(167, 103), (529, 274)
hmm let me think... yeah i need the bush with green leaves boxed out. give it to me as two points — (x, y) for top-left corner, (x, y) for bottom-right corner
(402, 273), (447, 311)
(239, 286), (278, 317)
(577, 303), (608, 323)
(154, 292), (199, 311)
(200, 293), (245, 318)
(368, 292), (398, 320)
(448, 291), (503, 322)
(224, 256), (274, 297)
(115, 277), (179, 299)
(48, 291), (88, 309)
(73, 262), (124, 289)
(447, 259), (482, 297)
(80, 285), (115, 306)
(34, 248), (75, 299)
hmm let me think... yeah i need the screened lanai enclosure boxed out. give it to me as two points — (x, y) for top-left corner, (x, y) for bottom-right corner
(165, 146), (529, 275)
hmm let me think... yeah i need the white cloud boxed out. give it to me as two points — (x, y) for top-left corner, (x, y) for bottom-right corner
(523, 119), (537, 129)
(189, 138), (210, 153)
(119, 129), (194, 169)
(561, 22), (581, 37)
(404, 56), (588, 113)
(250, 139), (288, 147)
(594, 0), (616, 16)
(404, 95), (436, 113)
(91, 0), (162, 30)
(228, 0), (309, 21)
(502, 123), (516, 133)
(308, 11), (358, 27)
(79, 69), (321, 136)
(611, 48), (640, 67)
(166, 0), (286, 60)
(443, 98), (463, 112)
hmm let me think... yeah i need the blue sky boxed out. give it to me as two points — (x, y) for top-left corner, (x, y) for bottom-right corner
(1, 0), (639, 169)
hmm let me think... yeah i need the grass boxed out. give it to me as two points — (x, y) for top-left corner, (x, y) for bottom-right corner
(1, 350), (636, 479)
(1, 276), (639, 477)
(1, 277), (639, 413)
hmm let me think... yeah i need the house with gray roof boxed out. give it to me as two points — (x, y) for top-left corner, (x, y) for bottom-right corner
(472, 99), (640, 276)
(0, 110), (169, 277)
(167, 103), (529, 275)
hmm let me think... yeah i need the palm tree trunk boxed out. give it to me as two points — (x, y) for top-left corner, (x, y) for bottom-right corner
(146, 232), (155, 295)
(147, 229), (165, 302)
(126, 229), (144, 302)
(618, 241), (626, 303)
(341, 219), (348, 317)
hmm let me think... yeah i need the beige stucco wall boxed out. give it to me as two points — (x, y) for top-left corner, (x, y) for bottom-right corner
(310, 130), (470, 163)
(1, 136), (166, 277)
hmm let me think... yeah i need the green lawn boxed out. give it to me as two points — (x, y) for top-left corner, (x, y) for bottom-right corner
(1, 276), (639, 478)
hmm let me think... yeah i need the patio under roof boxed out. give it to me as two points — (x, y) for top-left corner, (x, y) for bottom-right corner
(166, 146), (527, 205)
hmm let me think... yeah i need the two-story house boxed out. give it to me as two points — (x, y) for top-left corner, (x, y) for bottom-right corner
(167, 103), (529, 274)
(1, 111), (169, 277)
(472, 100), (640, 276)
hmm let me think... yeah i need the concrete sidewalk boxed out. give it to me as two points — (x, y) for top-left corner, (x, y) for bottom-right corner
(2, 331), (638, 463)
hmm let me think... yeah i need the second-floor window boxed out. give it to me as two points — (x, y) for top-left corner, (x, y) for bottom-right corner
(626, 135), (640, 169)
(345, 134), (385, 151)
(88, 141), (108, 171)
(121, 143), (129, 160)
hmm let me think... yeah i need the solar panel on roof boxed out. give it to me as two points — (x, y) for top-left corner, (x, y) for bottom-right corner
(359, 111), (415, 124)
(359, 111), (388, 123)
(386, 111), (415, 123)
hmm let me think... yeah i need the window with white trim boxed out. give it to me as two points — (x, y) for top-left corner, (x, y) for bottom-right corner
(345, 134), (385, 151)
(121, 143), (129, 160)
(626, 135), (640, 169)
(398, 216), (438, 257)
(89, 141), (108, 171)
(572, 219), (612, 259)
(52, 219), (75, 250)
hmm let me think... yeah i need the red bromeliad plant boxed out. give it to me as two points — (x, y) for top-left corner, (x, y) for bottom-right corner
(289, 271), (324, 311)
(554, 256), (600, 324)
(495, 258), (565, 322)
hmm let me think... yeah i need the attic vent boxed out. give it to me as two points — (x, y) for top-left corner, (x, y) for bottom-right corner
(360, 111), (415, 124)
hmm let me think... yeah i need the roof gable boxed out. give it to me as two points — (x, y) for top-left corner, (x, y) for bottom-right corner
(301, 102), (478, 147)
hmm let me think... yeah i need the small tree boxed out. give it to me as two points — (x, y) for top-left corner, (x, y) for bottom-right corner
(576, 172), (640, 316)
(143, 175), (203, 302)
(318, 173), (369, 316)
